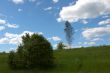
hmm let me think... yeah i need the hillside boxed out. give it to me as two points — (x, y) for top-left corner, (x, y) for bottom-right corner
(0, 46), (110, 73)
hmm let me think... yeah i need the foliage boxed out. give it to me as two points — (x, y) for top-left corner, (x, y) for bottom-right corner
(8, 51), (16, 69)
(56, 42), (65, 50)
(8, 33), (54, 69)
(64, 21), (73, 48)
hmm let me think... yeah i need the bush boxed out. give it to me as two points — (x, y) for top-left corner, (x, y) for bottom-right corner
(57, 42), (65, 50)
(8, 33), (54, 69)
(8, 51), (16, 69)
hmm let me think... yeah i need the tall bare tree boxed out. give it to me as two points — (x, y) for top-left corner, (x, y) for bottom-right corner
(64, 21), (73, 48)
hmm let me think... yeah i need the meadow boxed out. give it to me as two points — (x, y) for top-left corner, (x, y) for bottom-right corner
(0, 45), (110, 73)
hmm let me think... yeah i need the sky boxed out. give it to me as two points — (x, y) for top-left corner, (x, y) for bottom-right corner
(0, 0), (110, 52)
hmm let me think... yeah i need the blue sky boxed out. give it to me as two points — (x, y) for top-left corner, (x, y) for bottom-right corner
(0, 0), (110, 52)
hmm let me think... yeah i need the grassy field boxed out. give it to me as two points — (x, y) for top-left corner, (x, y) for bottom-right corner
(0, 46), (110, 73)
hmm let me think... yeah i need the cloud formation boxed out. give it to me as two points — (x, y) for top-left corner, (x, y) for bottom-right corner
(0, 19), (19, 29)
(28, 0), (36, 2)
(98, 19), (110, 25)
(0, 19), (6, 25)
(6, 23), (19, 28)
(11, 0), (37, 4)
(0, 26), (5, 31)
(58, 0), (110, 22)
(84, 41), (96, 45)
(0, 31), (43, 45)
(44, 7), (52, 11)
(81, 20), (88, 24)
(18, 8), (23, 12)
(52, 0), (59, 3)
(48, 36), (61, 41)
(12, 0), (24, 4)
(82, 26), (110, 39)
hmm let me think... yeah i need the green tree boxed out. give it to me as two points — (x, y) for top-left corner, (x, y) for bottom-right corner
(8, 51), (16, 69)
(8, 33), (54, 69)
(57, 42), (65, 50)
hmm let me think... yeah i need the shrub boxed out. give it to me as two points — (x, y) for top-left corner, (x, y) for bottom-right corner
(8, 51), (16, 69)
(8, 33), (54, 69)
(57, 42), (65, 50)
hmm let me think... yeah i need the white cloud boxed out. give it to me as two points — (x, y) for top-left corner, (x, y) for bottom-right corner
(0, 19), (19, 29)
(5, 32), (18, 38)
(0, 31), (43, 45)
(44, 7), (52, 11)
(2, 32), (21, 44)
(9, 37), (22, 44)
(8, 31), (35, 44)
(0, 26), (5, 31)
(52, 0), (59, 3)
(78, 41), (96, 46)
(72, 45), (82, 48)
(102, 15), (110, 18)
(84, 41), (96, 45)
(92, 38), (103, 41)
(12, 0), (24, 4)
(6, 23), (19, 28)
(28, 0), (36, 2)
(82, 26), (110, 39)
(52, 36), (61, 41)
(0, 38), (9, 44)
(18, 8), (23, 12)
(98, 19), (110, 25)
(81, 20), (88, 24)
(57, 18), (62, 22)
(58, 0), (110, 22)
(0, 19), (6, 25)
(11, 0), (38, 4)
(48, 36), (61, 41)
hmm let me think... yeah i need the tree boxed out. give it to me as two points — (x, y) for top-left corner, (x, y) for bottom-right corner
(8, 51), (16, 69)
(64, 21), (73, 48)
(57, 42), (65, 50)
(8, 33), (54, 69)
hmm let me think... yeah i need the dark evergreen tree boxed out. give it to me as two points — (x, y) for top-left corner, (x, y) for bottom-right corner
(64, 21), (73, 48)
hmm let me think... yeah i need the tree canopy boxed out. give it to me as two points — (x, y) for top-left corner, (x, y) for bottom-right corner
(8, 33), (54, 69)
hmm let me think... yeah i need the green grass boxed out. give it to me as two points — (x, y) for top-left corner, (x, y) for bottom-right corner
(0, 45), (110, 73)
